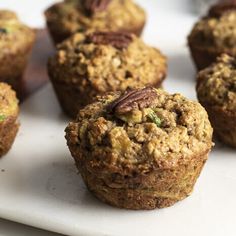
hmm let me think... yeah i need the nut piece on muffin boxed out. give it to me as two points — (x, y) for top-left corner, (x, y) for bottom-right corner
(65, 87), (213, 210)
(45, 0), (146, 45)
(0, 83), (19, 157)
(48, 32), (167, 118)
(188, 0), (236, 70)
(197, 53), (236, 147)
(0, 10), (35, 94)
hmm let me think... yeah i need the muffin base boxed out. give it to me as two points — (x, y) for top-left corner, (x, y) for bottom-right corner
(51, 80), (95, 118)
(0, 43), (35, 94)
(188, 42), (221, 71)
(0, 116), (19, 157)
(200, 103), (236, 148)
(76, 151), (209, 210)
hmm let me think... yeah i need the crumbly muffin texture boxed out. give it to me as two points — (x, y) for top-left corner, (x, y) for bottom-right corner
(0, 82), (19, 157)
(49, 32), (166, 93)
(197, 54), (236, 111)
(0, 82), (18, 119)
(45, 0), (146, 43)
(0, 10), (35, 57)
(66, 88), (213, 209)
(66, 89), (212, 174)
(189, 11), (236, 52)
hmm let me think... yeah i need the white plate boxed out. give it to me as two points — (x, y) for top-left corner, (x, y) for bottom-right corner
(0, 1), (236, 236)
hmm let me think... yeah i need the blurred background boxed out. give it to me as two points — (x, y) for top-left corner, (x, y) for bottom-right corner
(0, 0), (219, 28)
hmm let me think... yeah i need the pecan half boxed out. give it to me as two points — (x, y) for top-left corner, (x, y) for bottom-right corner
(107, 87), (158, 115)
(83, 0), (111, 16)
(208, 0), (236, 18)
(86, 32), (133, 50)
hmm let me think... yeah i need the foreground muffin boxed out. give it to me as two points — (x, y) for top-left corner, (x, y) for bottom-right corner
(65, 87), (213, 210)
(188, 1), (236, 70)
(0, 10), (35, 93)
(45, 0), (146, 45)
(48, 32), (167, 118)
(0, 83), (19, 157)
(197, 54), (236, 147)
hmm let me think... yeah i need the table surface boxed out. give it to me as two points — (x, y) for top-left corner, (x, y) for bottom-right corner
(0, 219), (64, 236)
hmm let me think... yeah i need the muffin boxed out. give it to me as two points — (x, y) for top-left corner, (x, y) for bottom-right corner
(48, 31), (167, 118)
(0, 10), (35, 93)
(45, 0), (146, 45)
(188, 0), (236, 70)
(0, 83), (19, 157)
(65, 87), (213, 210)
(197, 54), (236, 147)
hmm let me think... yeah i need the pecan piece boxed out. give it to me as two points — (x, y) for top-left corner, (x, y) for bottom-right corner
(86, 31), (133, 50)
(107, 87), (158, 115)
(208, 0), (236, 18)
(83, 0), (111, 16)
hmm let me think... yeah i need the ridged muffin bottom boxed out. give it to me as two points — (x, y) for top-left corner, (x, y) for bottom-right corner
(77, 151), (209, 210)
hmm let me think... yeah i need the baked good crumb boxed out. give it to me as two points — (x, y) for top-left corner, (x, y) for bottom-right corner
(0, 82), (19, 157)
(65, 87), (213, 210)
(197, 53), (236, 147)
(48, 32), (167, 117)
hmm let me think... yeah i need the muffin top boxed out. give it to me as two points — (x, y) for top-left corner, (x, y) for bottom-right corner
(66, 88), (212, 175)
(0, 83), (19, 121)
(45, 0), (145, 35)
(0, 10), (35, 57)
(49, 32), (166, 92)
(0, 10), (18, 21)
(197, 54), (236, 112)
(188, 8), (236, 52)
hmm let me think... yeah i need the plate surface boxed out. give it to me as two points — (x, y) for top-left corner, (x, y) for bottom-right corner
(0, 1), (236, 236)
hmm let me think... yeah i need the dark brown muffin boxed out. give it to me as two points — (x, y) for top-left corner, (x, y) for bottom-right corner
(0, 83), (19, 157)
(48, 32), (167, 118)
(0, 10), (35, 94)
(45, 0), (146, 45)
(65, 87), (213, 210)
(188, 0), (236, 70)
(197, 54), (236, 147)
